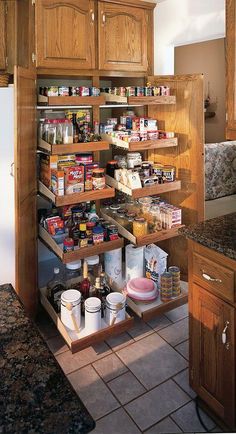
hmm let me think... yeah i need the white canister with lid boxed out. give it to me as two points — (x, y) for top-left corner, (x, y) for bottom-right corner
(85, 297), (101, 334)
(61, 289), (81, 332)
(105, 292), (126, 326)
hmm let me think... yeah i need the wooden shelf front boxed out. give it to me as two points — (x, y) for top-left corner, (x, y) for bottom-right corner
(38, 181), (115, 206)
(39, 225), (124, 263)
(100, 210), (184, 247)
(127, 95), (176, 105)
(38, 138), (110, 155)
(101, 92), (128, 104)
(38, 94), (105, 106)
(101, 134), (178, 151)
(39, 286), (133, 353)
(105, 175), (181, 198)
(112, 280), (188, 322)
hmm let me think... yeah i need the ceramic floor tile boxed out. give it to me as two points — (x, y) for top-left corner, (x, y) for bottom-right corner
(106, 332), (134, 352)
(56, 342), (112, 374)
(91, 408), (141, 434)
(173, 368), (196, 399)
(211, 426), (223, 432)
(171, 400), (216, 433)
(146, 315), (172, 332)
(175, 339), (189, 361)
(158, 317), (189, 347)
(92, 353), (128, 382)
(117, 333), (188, 389)
(46, 334), (69, 356)
(127, 316), (154, 341)
(125, 379), (190, 431)
(144, 416), (182, 433)
(164, 303), (189, 323)
(108, 371), (146, 405)
(67, 365), (120, 420)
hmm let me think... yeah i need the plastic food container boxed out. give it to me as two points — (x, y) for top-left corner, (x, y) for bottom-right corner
(61, 289), (81, 332)
(105, 292), (126, 326)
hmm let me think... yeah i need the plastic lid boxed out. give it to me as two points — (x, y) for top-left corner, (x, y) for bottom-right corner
(66, 260), (82, 270)
(54, 267), (60, 274)
(93, 225), (103, 234)
(85, 255), (99, 266)
(61, 289), (81, 303)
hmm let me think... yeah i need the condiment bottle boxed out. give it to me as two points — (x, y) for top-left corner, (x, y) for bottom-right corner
(80, 260), (90, 301)
(47, 267), (66, 313)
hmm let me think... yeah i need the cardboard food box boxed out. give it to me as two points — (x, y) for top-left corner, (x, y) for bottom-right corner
(64, 166), (84, 195)
(144, 244), (168, 285)
(39, 155), (58, 189)
(51, 170), (64, 196)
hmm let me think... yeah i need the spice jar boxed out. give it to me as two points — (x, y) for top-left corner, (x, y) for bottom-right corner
(92, 225), (104, 244)
(65, 260), (82, 289)
(85, 297), (101, 333)
(92, 168), (105, 190)
(133, 218), (148, 237)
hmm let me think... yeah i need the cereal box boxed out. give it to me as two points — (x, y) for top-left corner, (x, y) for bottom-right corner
(64, 166), (84, 195)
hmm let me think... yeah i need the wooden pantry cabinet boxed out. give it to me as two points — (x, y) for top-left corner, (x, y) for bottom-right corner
(35, 0), (154, 73)
(0, 1), (7, 70)
(188, 240), (236, 429)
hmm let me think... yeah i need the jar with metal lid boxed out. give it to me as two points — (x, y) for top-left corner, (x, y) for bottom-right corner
(61, 289), (81, 332)
(127, 152), (142, 169)
(79, 221), (88, 248)
(138, 197), (153, 221)
(116, 209), (129, 228)
(85, 297), (101, 333)
(65, 260), (82, 289)
(149, 205), (162, 232)
(92, 168), (105, 190)
(109, 204), (120, 216)
(105, 292), (126, 326)
(142, 162), (151, 178)
(162, 165), (176, 182)
(106, 160), (118, 178)
(107, 224), (119, 240)
(85, 255), (100, 284)
(133, 218), (148, 237)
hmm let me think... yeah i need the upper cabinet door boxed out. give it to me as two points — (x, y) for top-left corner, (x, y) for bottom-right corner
(226, 0), (236, 139)
(35, 0), (96, 69)
(98, 1), (148, 72)
(0, 1), (6, 70)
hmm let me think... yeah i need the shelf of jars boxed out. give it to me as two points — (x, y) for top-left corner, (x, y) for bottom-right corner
(38, 94), (105, 106)
(105, 175), (181, 199)
(39, 286), (133, 353)
(38, 138), (110, 155)
(112, 280), (188, 322)
(39, 225), (124, 264)
(38, 181), (115, 206)
(100, 209), (184, 247)
(101, 133), (178, 152)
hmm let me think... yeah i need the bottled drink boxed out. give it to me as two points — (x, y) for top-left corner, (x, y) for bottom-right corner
(80, 261), (90, 300)
(47, 267), (66, 313)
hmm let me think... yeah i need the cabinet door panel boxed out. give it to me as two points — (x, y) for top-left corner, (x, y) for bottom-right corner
(0, 1), (6, 70)
(226, 0), (236, 139)
(98, 1), (148, 71)
(36, 0), (95, 69)
(15, 67), (37, 317)
(190, 283), (235, 427)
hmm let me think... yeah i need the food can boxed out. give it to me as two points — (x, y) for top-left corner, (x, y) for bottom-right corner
(153, 163), (163, 177)
(119, 87), (126, 97)
(144, 86), (153, 97)
(126, 116), (133, 129)
(79, 86), (90, 96)
(135, 86), (145, 97)
(58, 86), (69, 96)
(90, 87), (100, 96)
(153, 86), (161, 96)
(107, 224), (119, 241)
(147, 131), (159, 140)
(47, 86), (59, 96)
(162, 165), (176, 182)
(126, 86), (136, 96)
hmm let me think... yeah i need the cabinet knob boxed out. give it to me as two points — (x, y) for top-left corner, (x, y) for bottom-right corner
(102, 13), (106, 24)
(10, 162), (14, 178)
(202, 271), (222, 283)
(222, 320), (229, 348)
(90, 10), (95, 23)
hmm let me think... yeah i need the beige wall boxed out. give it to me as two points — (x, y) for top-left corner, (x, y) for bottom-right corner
(174, 38), (225, 143)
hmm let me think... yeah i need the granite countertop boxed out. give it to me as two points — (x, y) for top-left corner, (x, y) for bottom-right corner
(0, 284), (95, 434)
(179, 212), (236, 261)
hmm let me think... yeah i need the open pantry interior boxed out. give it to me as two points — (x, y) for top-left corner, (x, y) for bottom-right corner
(36, 73), (204, 352)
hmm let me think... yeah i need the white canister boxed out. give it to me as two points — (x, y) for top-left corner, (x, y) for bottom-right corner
(105, 292), (126, 326)
(61, 289), (81, 332)
(85, 297), (101, 334)
(125, 244), (144, 282)
(104, 248), (122, 287)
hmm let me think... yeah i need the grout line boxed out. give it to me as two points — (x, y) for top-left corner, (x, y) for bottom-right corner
(169, 413), (185, 432)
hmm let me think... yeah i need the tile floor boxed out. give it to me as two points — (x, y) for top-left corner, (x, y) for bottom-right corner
(36, 303), (223, 433)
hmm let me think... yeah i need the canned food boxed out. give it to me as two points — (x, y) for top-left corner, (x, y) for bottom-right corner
(162, 165), (176, 182)
(107, 225), (119, 241)
(147, 131), (159, 140)
(47, 86), (59, 96)
(135, 86), (144, 97)
(153, 163), (163, 177)
(58, 86), (69, 96)
(90, 87), (100, 96)
(126, 86), (136, 97)
(144, 86), (153, 97)
(79, 86), (90, 96)
(119, 87), (126, 97)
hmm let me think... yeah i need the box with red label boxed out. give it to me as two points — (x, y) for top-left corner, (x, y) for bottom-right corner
(51, 170), (64, 196)
(82, 162), (99, 191)
(64, 166), (84, 195)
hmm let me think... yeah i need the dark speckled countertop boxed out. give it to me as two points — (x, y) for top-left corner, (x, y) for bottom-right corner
(179, 212), (236, 260)
(0, 284), (95, 434)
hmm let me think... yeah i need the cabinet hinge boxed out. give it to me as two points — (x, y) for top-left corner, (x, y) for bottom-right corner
(5, 57), (8, 67)
(32, 0), (35, 5)
(32, 53), (36, 63)
(5, 3), (8, 14)
(226, 112), (228, 122)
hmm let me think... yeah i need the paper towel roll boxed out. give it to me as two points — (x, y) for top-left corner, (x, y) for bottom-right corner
(104, 248), (122, 286)
(125, 244), (144, 281)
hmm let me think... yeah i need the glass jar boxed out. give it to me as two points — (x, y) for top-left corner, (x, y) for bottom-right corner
(56, 120), (63, 144)
(127, 152), (142, 169)
(62, 119), (73, 144)
(149, 205), (162, 232)
(65, 260), (82, 290)
(38, 118), (45, 140)
(92, 168), (105, 190)
(106, 160), (118, 178)
(48, 120), (57, 145)
(138, 197), (153, 222)
(116, 209), (128, 227)
(85, 255), (100, 285)
(133, 218), (148, 237)
(109, 204), (120, 216)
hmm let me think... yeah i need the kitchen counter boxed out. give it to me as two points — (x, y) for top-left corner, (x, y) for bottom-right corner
(0, 284), (95, 434)
(179, 212), (236, 261)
